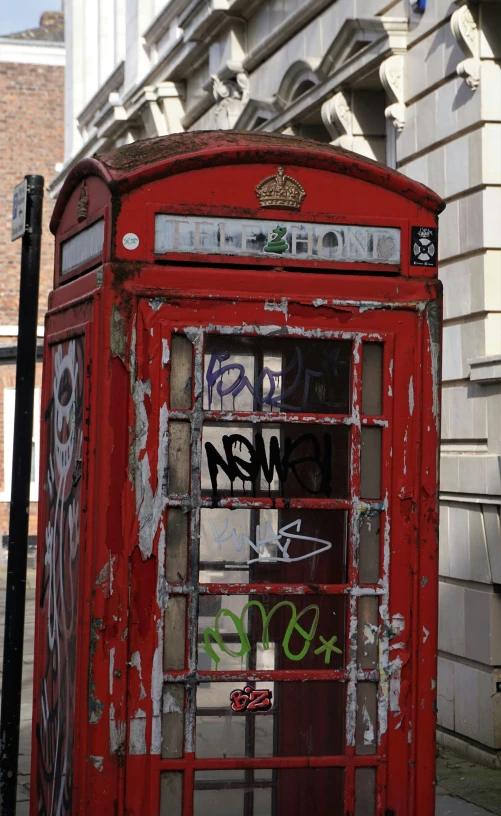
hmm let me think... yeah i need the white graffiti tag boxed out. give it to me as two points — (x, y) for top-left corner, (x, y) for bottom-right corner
(209, 518), (332, 564)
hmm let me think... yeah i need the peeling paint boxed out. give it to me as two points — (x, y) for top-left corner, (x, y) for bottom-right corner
(151, 619), (164, 754)
(312, 298), (328, 307)
(162, 337), (170, 367)
(264, 298), (288, 319)
(426, 301), (442, 426)
(362, 705), (375, 745)
(88, 618), (104, 724)
(109, 703), (126, 756)
(129, 708), (147, 755)
(110, 305), (126, 360)
(408, 376), (414, 415)
(90, 756), (104, 772)
(130, 650), (147, 700)
(109, 647), (115, 696)
(163, 691), (183, 714)
(149, 298), (164, 312)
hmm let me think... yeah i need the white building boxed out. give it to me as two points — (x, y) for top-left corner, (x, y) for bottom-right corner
(54, 0), (501, 766)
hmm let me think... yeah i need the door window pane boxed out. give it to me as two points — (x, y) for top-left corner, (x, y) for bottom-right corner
(204, 336), (351, 414)
(360, 427), (381, 499)
(200, 508), (348, 584)
(196, 681), (344, 758)
(170, 334), (192, 409)
(198, 594), (345, 671)
(362, 343), (383, 416)
(202, 423), (349, 498)
(194, 768), (344, 814)
(160, 772), (183, 816)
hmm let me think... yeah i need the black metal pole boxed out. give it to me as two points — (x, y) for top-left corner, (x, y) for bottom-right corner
(0, 175), (44, 815)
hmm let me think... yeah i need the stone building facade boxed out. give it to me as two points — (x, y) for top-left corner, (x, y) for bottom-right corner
(0, 13), (65, 555)
(53, 0), (501, 765)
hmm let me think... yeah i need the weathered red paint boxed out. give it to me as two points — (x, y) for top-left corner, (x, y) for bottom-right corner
(32, 132), (443, 816)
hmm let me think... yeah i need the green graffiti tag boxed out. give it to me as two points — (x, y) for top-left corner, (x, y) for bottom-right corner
(203, 600), (341, 666)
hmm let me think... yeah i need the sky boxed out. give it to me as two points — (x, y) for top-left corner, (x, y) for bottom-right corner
(0, 1), (62, 36)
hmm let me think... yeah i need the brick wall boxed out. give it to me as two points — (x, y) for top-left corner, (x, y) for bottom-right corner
(0, 61), (64, 327)
(0, 58), (64, 548)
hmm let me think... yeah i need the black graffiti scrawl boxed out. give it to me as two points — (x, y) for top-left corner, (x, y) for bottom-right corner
(205, 432), (333, 497)
(36, 337), (84, 815)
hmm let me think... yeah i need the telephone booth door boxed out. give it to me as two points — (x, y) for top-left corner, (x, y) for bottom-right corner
(124, 290), (430, 816)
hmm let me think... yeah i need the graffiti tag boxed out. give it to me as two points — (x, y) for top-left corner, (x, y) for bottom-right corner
(230, 686), (273, 712)
(203, 600), (342, 666)
(206, 347), (347, 411)
(204, 432), (332, 497)
(209, 517), (332, 564)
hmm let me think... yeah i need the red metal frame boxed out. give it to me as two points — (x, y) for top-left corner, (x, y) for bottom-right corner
(32, 133), (443, 816)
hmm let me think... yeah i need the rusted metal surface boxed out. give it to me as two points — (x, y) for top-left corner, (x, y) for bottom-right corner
(33, 132), (442, 816)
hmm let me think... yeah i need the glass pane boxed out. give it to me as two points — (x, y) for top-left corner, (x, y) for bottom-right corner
(355, 767), (376, 816)
(168, 422), (191, 494)
(198, 594), (345, 671)
(170, 334), (192, 409)
(202, 422), (349, 498)
(362, 343), (383, 416)
(356, 683), (377, 755)
(162, 685), (184, 758)
(194, 768), (344, 814)
(358, 596), (379, 670)
(196, 681), (344, 758)
(360, 427), (381, 499)
(166, 508), (189, 583)
(359, 514), (380, 584)
(200, 508), (348, 584)
(204, 335), (351, 413)
(160, 772), (183, 816)
(164, 596), (186, 670)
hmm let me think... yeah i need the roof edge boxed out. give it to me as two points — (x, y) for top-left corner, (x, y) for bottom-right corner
(50, 133), (445, 234)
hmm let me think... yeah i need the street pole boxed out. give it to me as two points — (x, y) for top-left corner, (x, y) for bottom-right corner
(0, 175), (44, 815)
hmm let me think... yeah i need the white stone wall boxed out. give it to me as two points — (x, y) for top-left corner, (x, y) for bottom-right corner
(57, 0), (501, 763)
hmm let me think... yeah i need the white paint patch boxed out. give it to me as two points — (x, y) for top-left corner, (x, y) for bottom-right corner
(162, 338), (170, 367)
(149, 298), (163, 312)
(90, 756), (104, 772)
(408, 376), (414, 415)
(129, 709), (147, 755)
(423, 626), (430, 643)
(264, 298), (288, 319)
(363, 706), (375, 745)
(109, 647), (115, 696)
(389, 656), (403, 714)
(130, 650), (147, 700)
(151, 618), (164, 754)
(364, 623), (378, 645)
(123, 232), (139, 250)
(312, 298), (328, 307)
(163, 692), (183, 714)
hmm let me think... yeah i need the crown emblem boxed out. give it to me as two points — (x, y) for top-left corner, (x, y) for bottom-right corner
(77, 180), (89, 222)
(256, 167), (306, 210)
(417, 227), (433, 238)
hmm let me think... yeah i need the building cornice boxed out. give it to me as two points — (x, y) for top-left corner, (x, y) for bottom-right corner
(0, 37), (65, 66)
(261, 18), (408, 134)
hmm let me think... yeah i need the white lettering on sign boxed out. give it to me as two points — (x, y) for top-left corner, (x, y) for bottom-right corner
(154, 215), (400, 264)
(61, 218), (105, 275)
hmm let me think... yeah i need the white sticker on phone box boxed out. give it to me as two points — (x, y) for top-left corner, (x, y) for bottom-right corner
(123, 232), (139, 250)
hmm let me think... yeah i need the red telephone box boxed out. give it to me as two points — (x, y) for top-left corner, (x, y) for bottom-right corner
(32, 132), (444, 816)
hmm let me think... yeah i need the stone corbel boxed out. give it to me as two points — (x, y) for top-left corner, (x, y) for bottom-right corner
(379, 55), (405, 132)
(321, 91), (352, 149)
(451, 4), (480, 90)
(212, 71), (249, 129)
